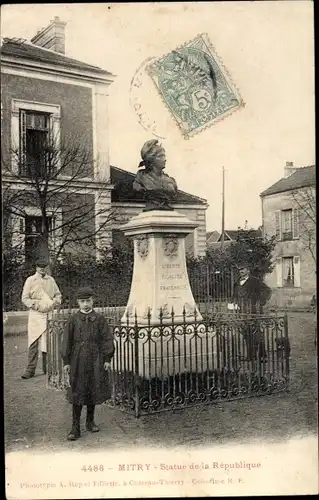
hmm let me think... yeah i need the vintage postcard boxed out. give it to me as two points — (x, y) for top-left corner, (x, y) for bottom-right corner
(2, 2), (317, 499)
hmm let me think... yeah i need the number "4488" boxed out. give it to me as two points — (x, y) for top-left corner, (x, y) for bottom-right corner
(82, 465), (104, 472)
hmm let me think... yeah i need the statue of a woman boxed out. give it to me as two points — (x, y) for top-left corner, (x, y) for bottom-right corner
(133, 140), (178, 211)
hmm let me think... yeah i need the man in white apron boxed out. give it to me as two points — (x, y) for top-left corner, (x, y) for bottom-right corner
(21, 258), (62, 379)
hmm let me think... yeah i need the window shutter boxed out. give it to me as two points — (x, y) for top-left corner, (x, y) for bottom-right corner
(292, 208), (300, 239)
(48, 114), (53, 136)
(48, 114), (53, 151)
(48, 114), (57, 173)
(48, 217), (55, 253)
(275, 211), (282, 240)
(276, 258), (282, 287)
(11, 215), (25, 260)
(293, 256), (301, 287)
(19, 110), (26, 168)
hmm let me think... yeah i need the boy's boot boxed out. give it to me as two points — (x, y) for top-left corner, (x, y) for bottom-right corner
(67, 405), (82, 441)
(86, 405), (99, 432)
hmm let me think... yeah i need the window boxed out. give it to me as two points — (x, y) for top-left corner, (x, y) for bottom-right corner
(10, 207), (62, 263)
(11, 99), (61, 175)
(20, 111), (51, 178)
(276, 256), (301, 288)
(25, 215), (52, 264)
(281, 209), (293, 240)
(282, 257), (294, 287)
(275, 209), (299, 240)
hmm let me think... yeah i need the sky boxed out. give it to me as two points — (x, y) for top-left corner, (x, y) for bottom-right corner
(1, 2), (315, 232)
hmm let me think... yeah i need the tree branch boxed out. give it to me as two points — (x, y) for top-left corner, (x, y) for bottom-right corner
(2, 134), (118, 265)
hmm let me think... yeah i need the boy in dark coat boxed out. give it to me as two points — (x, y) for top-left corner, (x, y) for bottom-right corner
(61, 287), (115, 441)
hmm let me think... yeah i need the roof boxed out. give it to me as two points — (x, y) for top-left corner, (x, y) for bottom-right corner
(220, 228), (262, 241)
(220, 230), (240, 241)
(260, 165), (316, 197)
(206, 230), (220, 243)
(207, 230), (241, 242)
(207, 228), (262, 246)
(110, 166), (207, 205)
(0, 39), (112, 76)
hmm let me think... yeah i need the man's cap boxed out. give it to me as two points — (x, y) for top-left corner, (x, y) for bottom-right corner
(76, 287), (95, 299)
(35, 257), (49, 267)
(236, 260), (250, 269)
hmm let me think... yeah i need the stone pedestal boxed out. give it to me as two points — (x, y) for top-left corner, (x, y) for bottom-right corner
(121, 210), (202, 326)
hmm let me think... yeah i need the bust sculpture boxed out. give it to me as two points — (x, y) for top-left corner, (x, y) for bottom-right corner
(133, 140), (178, 211)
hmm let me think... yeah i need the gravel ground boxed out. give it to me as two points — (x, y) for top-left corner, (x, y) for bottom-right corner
(4, 313), (317, 453)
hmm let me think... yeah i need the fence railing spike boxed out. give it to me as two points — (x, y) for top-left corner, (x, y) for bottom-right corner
(182, 305), (186, 321)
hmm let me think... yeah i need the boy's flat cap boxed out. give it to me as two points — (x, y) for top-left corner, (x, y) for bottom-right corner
(35, 257), (50, 267)
(76, 287), (95, 299)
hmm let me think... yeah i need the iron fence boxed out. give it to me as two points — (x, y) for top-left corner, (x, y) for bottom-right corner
(189, 265), (235, 307)
(47, 308), (289, 417)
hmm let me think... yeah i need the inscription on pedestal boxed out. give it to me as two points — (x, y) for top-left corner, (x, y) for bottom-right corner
(161, 263), (181, 269)
(159, 261), (186, 293)
(160, 284), (188, 291)
(161, 273), (183, 280)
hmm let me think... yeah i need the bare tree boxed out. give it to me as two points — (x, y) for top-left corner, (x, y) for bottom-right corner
(2, 132), (122, 267)
(290, 186), (316, 264)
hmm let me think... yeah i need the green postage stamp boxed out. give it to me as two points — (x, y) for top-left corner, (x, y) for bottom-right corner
(146, 33), (244, 139)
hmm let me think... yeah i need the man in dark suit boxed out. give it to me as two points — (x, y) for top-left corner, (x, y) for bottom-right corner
(232, 262), (272, 361)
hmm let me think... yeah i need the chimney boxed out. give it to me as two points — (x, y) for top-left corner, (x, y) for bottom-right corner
(31, 16), (66, 54)
(284, 161), (298, 178)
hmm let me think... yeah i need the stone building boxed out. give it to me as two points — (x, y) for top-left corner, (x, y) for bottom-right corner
(1, 17), (208, 263)
(260, 162), (316, 309)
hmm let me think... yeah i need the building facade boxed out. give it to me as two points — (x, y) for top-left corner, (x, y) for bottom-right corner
(261, 162), (316, 309)
(1, 18), (208, 263)
(1, 17), (114, 262)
